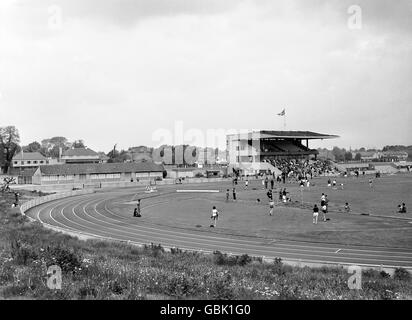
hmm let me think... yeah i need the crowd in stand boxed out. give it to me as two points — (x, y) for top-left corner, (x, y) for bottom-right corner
(263, 158), (337, 181)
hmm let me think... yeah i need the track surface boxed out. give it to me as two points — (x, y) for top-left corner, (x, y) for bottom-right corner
(25, 189), (412, 269)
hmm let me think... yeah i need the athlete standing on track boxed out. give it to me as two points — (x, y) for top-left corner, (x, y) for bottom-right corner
(322, 203), (327, 222)
(313, 204), (319, 224)
(210, 206), (219, 227)
(269, 199), (275, 216)
(324, 195), (329, 213)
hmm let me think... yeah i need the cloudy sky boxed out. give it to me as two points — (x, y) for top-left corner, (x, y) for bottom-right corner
(0, 0), (411, 152)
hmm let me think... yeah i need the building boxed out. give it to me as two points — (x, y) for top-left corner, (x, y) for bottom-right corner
(355, 151), (381, 162)
(30, 162), (165, 185)
(61, 148), (101, 164)
(97, 152), (110, 163)
(11, 151), (48, 168)
(128, 146), (153, 163)
(195, 147), (218, 166)
(380, 151), (408, 162)
(9, 152), (49, 183)
(226, 130), (338, 175)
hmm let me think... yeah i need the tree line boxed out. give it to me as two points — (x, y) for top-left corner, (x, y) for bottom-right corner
(319, 145), (412, 162)
(0, 126), (88, 173)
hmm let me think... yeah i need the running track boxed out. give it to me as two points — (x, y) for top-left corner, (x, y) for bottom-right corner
(25, 190), (412, 270)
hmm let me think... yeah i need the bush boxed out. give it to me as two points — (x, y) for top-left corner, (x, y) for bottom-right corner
(237, 254), (252, 266)
(78, 286), (98, 299)
(393, 268), (410, 281)
(109, 280), (124, 295)
(209, 272), (234, 300)
(170, 247), (182, 255)
(362, 268), (381, 279)
(272, 257), (286, 275)
(1, 284), (29, 298)
(212, 251), (252, 267)
(44, 246), (82, 273)
(143, 243), (164, 258)
(164, 273), (198, 298)
(10, 239), (38, 265)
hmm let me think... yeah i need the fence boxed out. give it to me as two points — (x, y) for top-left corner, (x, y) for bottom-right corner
(20, 189), (96, 222)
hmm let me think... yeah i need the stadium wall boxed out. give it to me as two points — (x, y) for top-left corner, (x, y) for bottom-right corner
(11, 177), (232, 192)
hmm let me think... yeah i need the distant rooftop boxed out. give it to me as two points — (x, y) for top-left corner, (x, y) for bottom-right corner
(12, 152), (46, 161)
(39, 162), (164, 176)
(62, 148), (99, 157)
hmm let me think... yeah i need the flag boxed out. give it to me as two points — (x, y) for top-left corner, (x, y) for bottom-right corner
(277, 109), (285, 116)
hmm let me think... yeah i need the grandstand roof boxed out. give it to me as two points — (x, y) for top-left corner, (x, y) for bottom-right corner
(227, 131), (339, 140)
(260, 131), (339, 139)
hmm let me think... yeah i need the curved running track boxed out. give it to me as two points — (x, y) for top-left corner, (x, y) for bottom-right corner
(25, 191), (412, 270)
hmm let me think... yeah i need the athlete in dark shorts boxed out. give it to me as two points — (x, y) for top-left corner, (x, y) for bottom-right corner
(313, 204), (319, 224)
(211, 206), (219, 227)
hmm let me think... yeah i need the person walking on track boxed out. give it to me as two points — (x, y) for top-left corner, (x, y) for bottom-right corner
(210, 206), (219, 227)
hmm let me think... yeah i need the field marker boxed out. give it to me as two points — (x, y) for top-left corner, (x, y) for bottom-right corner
(176, 190), (220, 193)
(335, 249), (342, 254)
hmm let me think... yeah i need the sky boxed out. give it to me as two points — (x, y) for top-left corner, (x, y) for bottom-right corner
(0, 0), (411, 152)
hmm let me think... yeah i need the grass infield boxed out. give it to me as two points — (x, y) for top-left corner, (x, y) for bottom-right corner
(109, 173), (412, 248)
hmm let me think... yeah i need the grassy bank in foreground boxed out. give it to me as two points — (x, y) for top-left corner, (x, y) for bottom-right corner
(0, 191), (411, 300)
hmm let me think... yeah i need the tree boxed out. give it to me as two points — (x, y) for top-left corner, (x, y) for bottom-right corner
(331, 147), (345, 162)
(0, 126), (21, 173)
(107, 149), (119, 162)
(72, 140), (86, 148)
(41, 136), (71, 157)
(107, 148), (130, 163)
(354, 153), (362, 161)
(24, 141), (41, 153)
(344, 151), (353, 161)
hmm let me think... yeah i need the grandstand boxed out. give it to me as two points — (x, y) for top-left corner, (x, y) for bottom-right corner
(226, 130), (339, 175)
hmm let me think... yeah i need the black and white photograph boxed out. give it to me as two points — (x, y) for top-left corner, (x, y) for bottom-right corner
(0, 0), (411, 310)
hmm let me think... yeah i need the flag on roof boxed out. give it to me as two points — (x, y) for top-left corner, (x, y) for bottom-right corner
(277, 109), (285, 116)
